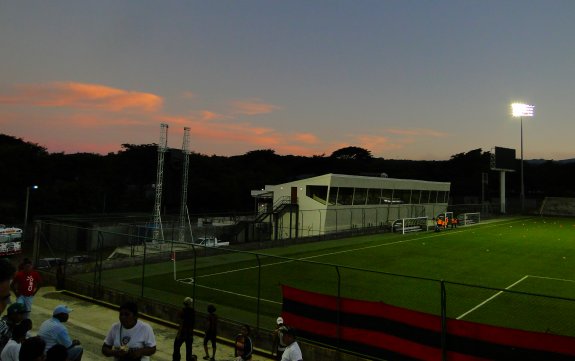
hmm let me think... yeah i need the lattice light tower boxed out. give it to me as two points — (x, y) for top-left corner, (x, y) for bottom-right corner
(178, 127), (191, 243)
(153, 123), (169, 242)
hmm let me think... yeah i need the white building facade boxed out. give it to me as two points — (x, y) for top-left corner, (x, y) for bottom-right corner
(252, 173), (451, 240)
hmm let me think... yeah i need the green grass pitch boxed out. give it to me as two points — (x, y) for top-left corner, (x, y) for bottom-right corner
(80, 216), (575, 335)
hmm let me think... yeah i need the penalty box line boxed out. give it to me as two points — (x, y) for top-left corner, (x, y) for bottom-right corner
(175, 278), (282, 305)
(456, 275), (530, 320)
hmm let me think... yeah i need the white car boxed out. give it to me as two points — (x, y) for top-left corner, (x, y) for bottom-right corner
(36, 258), (65, 270)
(67, 255), (95, 264)
(195, 237), (230, 247)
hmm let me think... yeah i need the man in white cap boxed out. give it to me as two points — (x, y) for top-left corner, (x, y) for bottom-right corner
(271, 316), (287, 360)
(37, 305), (83, 361)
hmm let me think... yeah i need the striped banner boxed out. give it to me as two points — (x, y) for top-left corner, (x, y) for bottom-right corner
(281, 285), (575, 360)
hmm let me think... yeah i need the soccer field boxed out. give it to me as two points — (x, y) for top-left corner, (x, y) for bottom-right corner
(86, 216), (575, 336)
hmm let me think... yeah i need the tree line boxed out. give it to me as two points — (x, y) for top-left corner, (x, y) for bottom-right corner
(1, 134), (574, 225)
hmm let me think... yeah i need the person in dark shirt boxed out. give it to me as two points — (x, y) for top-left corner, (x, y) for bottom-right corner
(173, 297), (195, 361)
(203, 305), (217, 361)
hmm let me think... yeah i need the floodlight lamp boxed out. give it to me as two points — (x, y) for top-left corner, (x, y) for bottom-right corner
(511, 103), (534, 117)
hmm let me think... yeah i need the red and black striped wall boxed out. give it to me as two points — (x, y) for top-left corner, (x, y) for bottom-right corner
(281, 285), (575, 361)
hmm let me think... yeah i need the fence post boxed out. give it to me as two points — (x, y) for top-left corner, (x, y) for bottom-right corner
(140, 242), (147, 298)
(441, 280), (447, 361)
(335, 266), (341, 354)
(192, 242), (197, 304)
(92, 231), (104, 298)
(256, 254), (262, 331)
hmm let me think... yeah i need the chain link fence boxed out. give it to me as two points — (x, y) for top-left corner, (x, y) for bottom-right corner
(30, 211), (575, 360)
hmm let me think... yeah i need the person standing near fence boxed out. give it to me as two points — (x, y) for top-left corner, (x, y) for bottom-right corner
(271, 317), (287, 360)
(11, 258), (41, 319)
(281, 327), (302, 361)
(173, 297), (195, 361)
(234, 324), (253, 361)
(202, 304), (217, 361)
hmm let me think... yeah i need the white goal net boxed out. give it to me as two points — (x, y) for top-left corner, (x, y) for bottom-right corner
(457, 212), (481, 225)
(392, 217), (429, 234)
(539, 197), (575, 217)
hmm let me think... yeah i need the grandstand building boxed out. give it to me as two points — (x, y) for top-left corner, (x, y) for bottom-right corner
(251, 173), (450, 240)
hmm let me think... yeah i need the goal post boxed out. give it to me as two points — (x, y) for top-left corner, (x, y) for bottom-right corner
(392, 216), (429, 234)
(457, 212), (481, 225)
(539, 197), (575, 217)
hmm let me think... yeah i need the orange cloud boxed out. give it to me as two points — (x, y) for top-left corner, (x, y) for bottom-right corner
(293, 133), (319, 144)
(191, 110), (228, 122)
(230, 99), (281, 115)
(354, 135), (404, 152)
(0, 82), (163, 112)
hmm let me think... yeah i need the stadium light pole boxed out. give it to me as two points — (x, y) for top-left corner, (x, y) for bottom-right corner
(511, 103), (534, 213)
(24, 185), (39, 237)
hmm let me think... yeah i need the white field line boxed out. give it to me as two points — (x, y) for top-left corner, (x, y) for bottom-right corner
(456, 275), (529, 320)
(175, 278), (282, 305)
(188, 218), (527, 280)
(527, 275), (575, 283)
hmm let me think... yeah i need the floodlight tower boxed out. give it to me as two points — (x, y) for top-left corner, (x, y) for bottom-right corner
(511, 103), (534, 213)
(178, 127), (191, 243)
(153, 123), (169, 243)
(24, 185), (39, 238)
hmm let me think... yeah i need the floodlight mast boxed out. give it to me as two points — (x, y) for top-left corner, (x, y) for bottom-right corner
(511, 103), (534, 213)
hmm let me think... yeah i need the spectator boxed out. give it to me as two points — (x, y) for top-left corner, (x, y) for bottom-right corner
(37, 305), (83, 361)
(19, 336), (46, 361)
(0, 259), (16, 314)
(1, 319), (32, 361)
(202, 304), (217, 361)
(46, 344), (68, 361)
(11, 258), (42, 319)
(281, 327), (303, 361)
(173, 296), (195, 361)
(0, 302), (27, 352)
(102, 301), (156, 361)
(271, 317), (287, 360)
(234, 324), (253, 361)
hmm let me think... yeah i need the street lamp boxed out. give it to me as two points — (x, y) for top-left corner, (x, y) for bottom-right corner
(511, 103), (534, 212)
(24, 185), (39, 237)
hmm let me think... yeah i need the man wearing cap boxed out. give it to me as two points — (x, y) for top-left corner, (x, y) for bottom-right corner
(37, 305), (83, 361)
(271, 317), (287, 360)
(173, 296), (195, 361)
(11, 258), (42, 319)
(281, 327), (303, 361)
(0, 302), (27, 353)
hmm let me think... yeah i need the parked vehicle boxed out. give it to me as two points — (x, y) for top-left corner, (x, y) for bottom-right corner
(67, 255), (94, 264)
(0, 224), (22, 240)
(0, 224), (22, 256)
(195, 237), (230, 247)
(36, 257), (65, 270)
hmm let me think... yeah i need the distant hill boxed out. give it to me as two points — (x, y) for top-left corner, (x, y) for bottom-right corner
(527, 159), (575, 165)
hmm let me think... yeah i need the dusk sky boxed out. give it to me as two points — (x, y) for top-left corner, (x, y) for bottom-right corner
(1, 1), (574, 160)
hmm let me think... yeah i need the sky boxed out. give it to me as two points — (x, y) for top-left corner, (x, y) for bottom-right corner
(1, 1), (574, 160)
